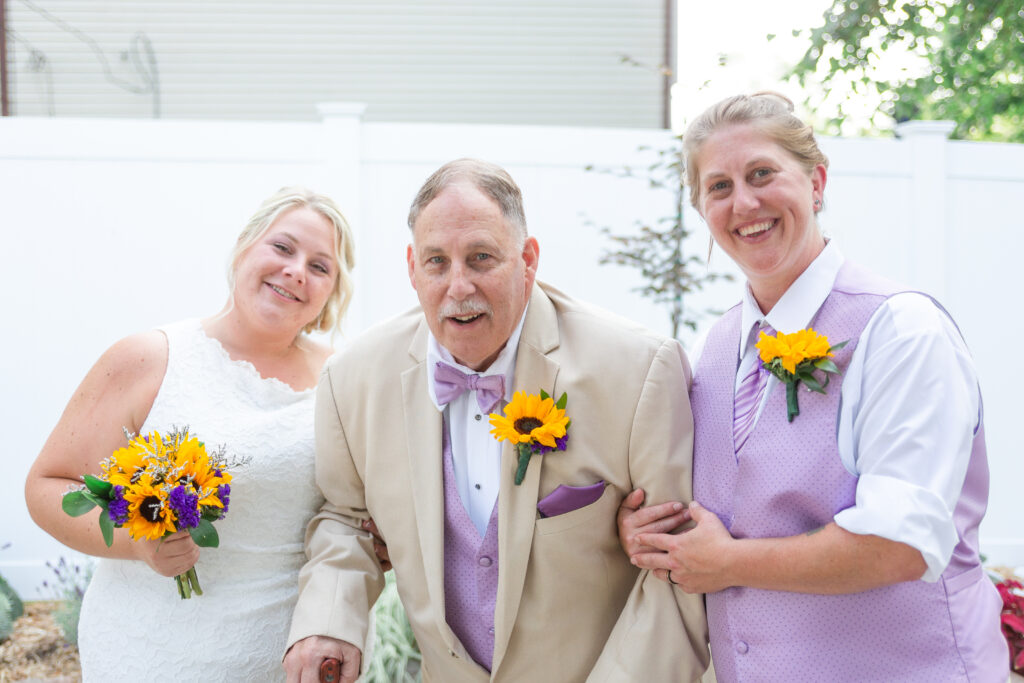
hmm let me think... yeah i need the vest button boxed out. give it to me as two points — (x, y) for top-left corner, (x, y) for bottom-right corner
(488, 627), (495, 635)
(478, 556), (493, 567)
(735, 640), (749, 654)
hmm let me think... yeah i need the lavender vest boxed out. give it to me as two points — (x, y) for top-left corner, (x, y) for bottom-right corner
(691, 262), (1007, 683)
(442, 419), (499, 672)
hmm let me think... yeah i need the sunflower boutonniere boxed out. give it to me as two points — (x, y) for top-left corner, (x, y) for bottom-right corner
(489, 390), (570, 485)
(755, 328), (848, 423)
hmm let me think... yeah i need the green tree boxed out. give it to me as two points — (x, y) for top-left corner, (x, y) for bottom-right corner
(789, 0), (1024, 141)
(587, 138), (732, 340)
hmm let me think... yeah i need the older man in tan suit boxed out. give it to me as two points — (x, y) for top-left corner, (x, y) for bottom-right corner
(284, 159), (708, 682)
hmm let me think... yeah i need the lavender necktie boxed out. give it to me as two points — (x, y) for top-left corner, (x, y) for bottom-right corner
(733, 323), (773, 452)
(434, 361), (505, 414)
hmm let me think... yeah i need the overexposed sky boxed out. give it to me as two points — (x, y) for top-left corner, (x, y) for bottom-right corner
(673, 0), (833, 131)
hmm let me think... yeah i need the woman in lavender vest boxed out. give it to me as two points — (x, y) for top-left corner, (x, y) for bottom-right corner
(619, 92), (1008, 682)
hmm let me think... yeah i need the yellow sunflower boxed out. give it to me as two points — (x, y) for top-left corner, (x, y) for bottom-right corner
(122, 476), (177, 540)
(173, 437), (231, 508)
(103, 443), (147, 487)
(489, 391), (569, 448)
(756, 327), (833, 374)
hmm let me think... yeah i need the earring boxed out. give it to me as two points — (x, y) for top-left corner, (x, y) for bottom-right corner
(813, 198), (822, 209)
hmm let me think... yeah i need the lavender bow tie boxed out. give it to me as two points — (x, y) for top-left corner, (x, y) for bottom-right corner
(434, 362), (505, 414)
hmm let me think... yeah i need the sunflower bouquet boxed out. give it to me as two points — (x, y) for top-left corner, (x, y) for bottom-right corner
(490, 390), (570, 485)
(61, 426), (234, 599)
(756, 328), (847, 423)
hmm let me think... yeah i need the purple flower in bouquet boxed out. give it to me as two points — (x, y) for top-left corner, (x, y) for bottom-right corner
(168, 485), (200, 529)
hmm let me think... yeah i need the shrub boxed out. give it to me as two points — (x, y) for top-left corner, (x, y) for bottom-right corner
(38, 556), (93, 646)
(365, 571), (421, 682)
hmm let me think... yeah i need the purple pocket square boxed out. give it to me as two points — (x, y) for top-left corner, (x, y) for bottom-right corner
(537, 481), (606, 518)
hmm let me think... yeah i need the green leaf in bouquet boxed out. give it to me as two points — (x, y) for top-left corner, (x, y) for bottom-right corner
(82, 475), (113, 498)
(828, 340), (849, 353)
(62, 491), (98, 517)
(98, 509), (114, 547)
(539, 389), (551, 400)
(188, 519), (220, 548)
(81, 491), (108, 509)
(814, 358), (840, 374)
(201, 507), (225, 522)
(555, 392), (568, 410)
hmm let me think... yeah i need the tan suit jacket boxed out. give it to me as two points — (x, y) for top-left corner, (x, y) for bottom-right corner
(288, 282), (709, 682)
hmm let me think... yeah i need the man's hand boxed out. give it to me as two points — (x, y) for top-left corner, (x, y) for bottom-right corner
(362, 518), (391, 572)
(284, 636), (361, 683)
(616, 488), (690, 558)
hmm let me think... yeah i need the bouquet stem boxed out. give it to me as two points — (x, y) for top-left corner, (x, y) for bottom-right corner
(175, 567), (203, 600)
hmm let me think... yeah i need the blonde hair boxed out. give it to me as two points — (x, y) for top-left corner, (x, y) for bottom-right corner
(683, 91), (829, 208)
(228, 187), (356, 335)
(407, 158), (527, 244)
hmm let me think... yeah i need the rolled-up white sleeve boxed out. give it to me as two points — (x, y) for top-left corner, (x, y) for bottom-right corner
(834, 292), (980, 582)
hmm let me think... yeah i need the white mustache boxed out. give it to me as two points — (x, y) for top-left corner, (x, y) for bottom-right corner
(439, 299), (491, 320)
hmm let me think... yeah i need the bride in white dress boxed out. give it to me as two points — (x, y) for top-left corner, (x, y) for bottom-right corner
(25, 187), (356, 682)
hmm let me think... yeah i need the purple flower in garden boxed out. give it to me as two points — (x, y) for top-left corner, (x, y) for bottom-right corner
(217, 484), (231, 516)
(108, 485), (130, 524)
(168, 485), (200, 529)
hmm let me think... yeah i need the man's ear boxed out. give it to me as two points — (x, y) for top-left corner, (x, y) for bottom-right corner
(406, 243), (417, 291)
(522, 237), (539, 283)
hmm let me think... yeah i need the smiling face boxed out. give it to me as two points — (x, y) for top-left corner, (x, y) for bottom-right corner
(407, 182), (539, 371)
(232, 206), (338, 335)
(696, 122), (827, 311)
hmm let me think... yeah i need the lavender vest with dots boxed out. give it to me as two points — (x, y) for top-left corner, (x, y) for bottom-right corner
(442, 419), (499, 672)
(691, 261), (1007, 683)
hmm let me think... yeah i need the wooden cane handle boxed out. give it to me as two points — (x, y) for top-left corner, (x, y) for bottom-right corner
(320, 657), (341, 683)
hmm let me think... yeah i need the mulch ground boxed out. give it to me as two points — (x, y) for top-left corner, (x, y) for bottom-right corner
(0, 602), (80, 682)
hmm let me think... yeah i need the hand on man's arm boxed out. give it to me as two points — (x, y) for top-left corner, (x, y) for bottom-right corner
(633, 502), (927, 595)
(616, 488), (689, 557)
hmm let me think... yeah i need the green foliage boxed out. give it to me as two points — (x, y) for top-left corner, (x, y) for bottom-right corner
(0, 542), (24, 641)
(53, 599), (83, 646)
(365, 571), (421, 683)
(790, 0), (1024, 141)
(587, 138), (732, 339)
(0, 574), (24, 622)
(0, 592), (14, 642)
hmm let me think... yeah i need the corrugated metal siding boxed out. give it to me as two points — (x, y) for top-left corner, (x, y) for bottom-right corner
(7, 0), (667, 127)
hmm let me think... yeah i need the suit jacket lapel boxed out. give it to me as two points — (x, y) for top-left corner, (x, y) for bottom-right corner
(401, 319), (459, 652)
(492, 285), (560, 672)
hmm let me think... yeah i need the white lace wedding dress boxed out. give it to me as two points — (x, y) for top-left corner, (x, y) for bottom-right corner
(78, 319), (325, 682)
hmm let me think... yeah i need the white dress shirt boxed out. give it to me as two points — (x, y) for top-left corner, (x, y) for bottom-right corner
(426, 309), (528, 536)
(717, 242), (980, 582)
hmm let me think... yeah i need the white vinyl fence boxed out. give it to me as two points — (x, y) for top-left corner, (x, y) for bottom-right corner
(2, 106), (1021, 597)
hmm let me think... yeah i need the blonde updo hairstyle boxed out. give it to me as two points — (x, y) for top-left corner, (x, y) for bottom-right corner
(227, 186), (356, 335)
(683, 91), (829, 210)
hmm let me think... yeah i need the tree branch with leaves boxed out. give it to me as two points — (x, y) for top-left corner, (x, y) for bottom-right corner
(586, 137), (732, 340)
(789, 0), (1023, 141)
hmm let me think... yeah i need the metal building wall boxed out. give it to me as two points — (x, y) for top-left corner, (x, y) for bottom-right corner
(7, 0), (667, 127)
